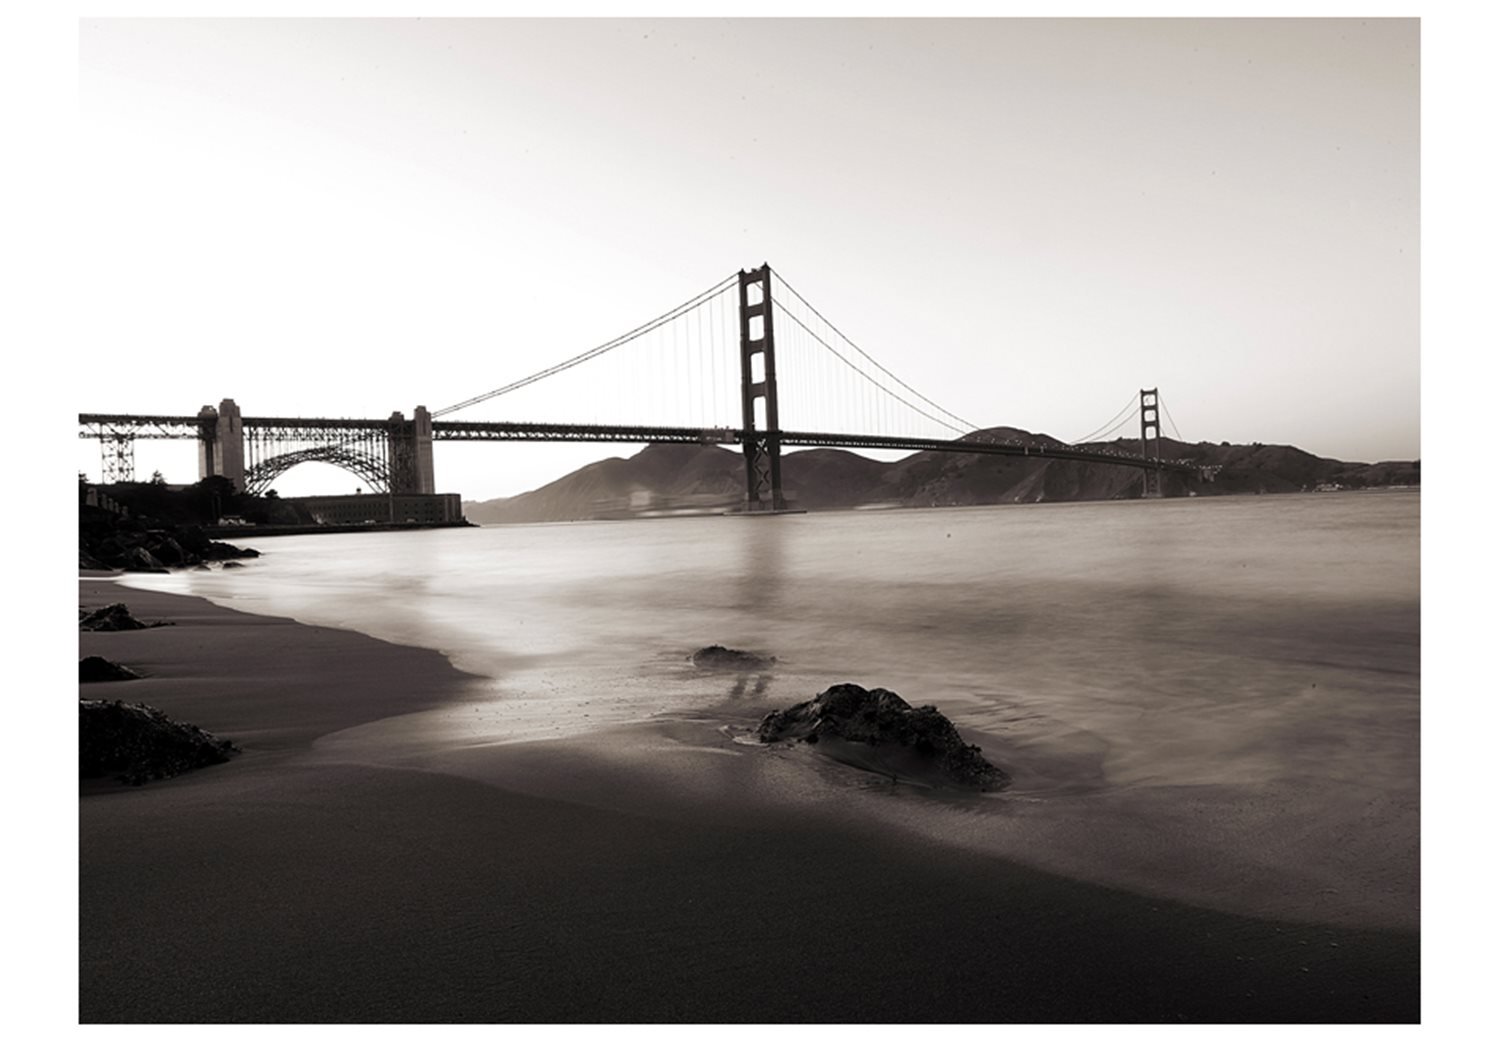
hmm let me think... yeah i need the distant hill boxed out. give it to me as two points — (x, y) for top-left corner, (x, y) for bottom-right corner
(461, 429), (1419, 524)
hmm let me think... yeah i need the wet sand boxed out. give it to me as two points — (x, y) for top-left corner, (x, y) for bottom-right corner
(78, 580), (1418, 1023)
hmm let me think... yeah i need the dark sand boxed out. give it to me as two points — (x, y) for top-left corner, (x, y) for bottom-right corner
(79, 581), (1418, 1023)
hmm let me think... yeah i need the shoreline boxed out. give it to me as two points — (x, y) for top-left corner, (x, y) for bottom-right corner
(78, 579), (1419, 1023)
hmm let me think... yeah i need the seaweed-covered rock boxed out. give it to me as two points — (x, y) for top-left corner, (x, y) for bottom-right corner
(80, 699), (238, 786)
(691, 645), (775, 671)
(757, 683), (1009, 791)
(79, 656), (140, 683)
(79, 603), (171, 631)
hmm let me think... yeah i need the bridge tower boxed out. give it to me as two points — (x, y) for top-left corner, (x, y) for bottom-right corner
(387, 406), (436, 494)
(1139, 387), (1162, 499)
(738, 264), (785, 511)
(197, 398), (246, 491)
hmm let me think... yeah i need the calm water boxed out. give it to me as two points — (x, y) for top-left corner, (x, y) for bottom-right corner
(123, 491), (1420, 928)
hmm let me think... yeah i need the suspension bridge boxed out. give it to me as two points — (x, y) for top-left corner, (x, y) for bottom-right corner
(79, 264), (1206, 509)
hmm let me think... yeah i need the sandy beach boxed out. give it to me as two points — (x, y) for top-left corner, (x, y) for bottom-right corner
(78, 579), (1418, 1023)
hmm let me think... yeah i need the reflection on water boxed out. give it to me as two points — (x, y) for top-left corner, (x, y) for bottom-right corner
(733, 513), (785, 617)
(122, 491), (1419, 928)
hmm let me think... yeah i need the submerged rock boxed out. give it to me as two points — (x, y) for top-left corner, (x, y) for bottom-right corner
(79, 656), (140, 683)
(691, 645), (775, 671)
(79, 603), (171, 631)
(79, 699), (238, 786)
(757, 683), (1009, 791)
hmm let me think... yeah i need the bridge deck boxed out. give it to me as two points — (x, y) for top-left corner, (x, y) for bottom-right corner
(81, 414), (1199, 474)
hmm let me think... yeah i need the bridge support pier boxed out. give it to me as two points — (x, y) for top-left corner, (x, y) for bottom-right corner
(738, 264), (785, 511)
(197, 398), (246, 491)
(387, 406), (436, 494)
(1139, 388), (1162, 499)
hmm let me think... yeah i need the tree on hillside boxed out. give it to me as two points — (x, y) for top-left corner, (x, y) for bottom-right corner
(191, 475), (237, 523)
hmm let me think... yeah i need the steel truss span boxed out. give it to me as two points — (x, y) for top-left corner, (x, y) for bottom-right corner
(78, 414), (1201, 479)
(78, 415), (205, 439)
(80, 413), (416, 494)
(245, 446), (391, 495)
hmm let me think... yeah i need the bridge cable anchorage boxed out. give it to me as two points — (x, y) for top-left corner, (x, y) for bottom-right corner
(1068, 393), (1141, 446)
(430, 273), (739, 419)
(767, 267), (981, 436)
(770, 299), (971, 439)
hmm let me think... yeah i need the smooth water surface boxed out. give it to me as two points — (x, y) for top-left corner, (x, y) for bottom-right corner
(123, 491), (1420, 928)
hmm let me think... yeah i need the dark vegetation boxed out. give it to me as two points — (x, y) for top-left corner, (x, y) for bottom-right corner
(758, 683), (1009, 792)
(80, 475), (264, 571)
(462, 430), (1419, 523)
(79, 699), (238, 786)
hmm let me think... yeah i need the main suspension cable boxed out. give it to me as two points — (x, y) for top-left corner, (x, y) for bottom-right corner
(431, 273), (739, 418)
(769, 267), (980, 434)
(1087, 410), (1138, 445)
(1068, 394), (1139, 446)
(1159, 395), (1185, 442)
(772, 300), (969, 437)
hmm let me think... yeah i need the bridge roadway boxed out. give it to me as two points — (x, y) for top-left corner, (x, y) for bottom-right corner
(79, 414), (1199, 475)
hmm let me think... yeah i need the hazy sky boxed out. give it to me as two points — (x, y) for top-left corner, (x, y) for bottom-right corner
(77, 18), (1419, 499)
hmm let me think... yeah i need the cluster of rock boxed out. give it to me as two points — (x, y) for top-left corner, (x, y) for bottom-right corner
(690, 645), (776, 671)
(757, 683), (1009, 791)
(80, 603), (172, 632)
(80, 655), (140, 682)
(80, 699), (239, 786)
(79, 516), (258, 573)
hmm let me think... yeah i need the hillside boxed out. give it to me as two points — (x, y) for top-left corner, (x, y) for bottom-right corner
(461, 430), (1418, 524)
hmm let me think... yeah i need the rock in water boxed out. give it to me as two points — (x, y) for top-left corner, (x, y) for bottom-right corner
(757, 683), (1009, 791)
(203, 541), (260, 561)
(691, 645), (776, 671)
(79, 656), (139, 682)
(79, 699), (238, 785)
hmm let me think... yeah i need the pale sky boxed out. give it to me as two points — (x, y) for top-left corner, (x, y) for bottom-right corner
(76, 17), (1419, 499)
